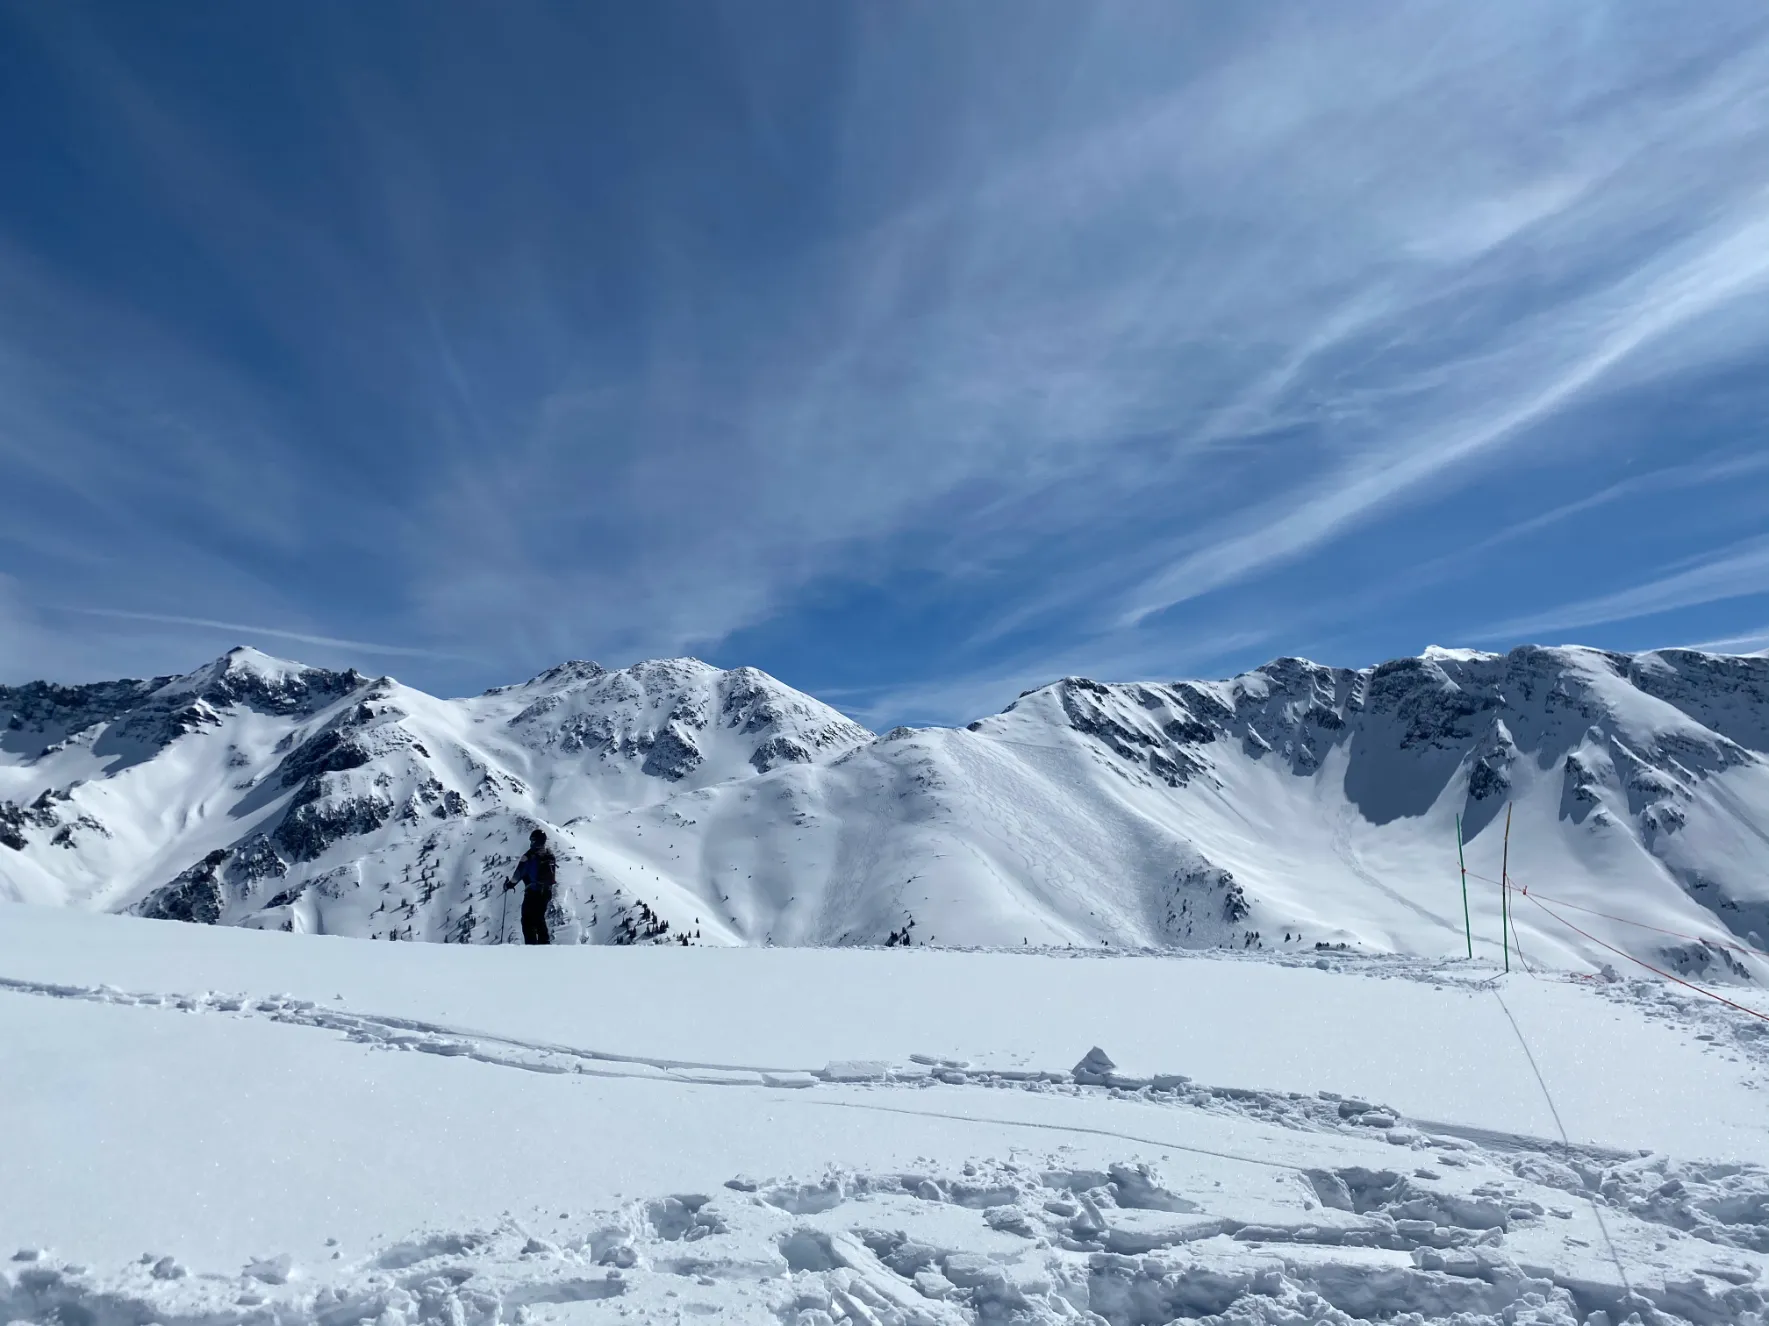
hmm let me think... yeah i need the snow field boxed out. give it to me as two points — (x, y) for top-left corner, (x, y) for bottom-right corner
(2, 907), (1763, 1156)
(2, 908), (1767, 1325)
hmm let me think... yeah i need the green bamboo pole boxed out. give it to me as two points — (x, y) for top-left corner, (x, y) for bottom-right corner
(1500, 803), (1513, 973)
(1456, 813), (1472, 959)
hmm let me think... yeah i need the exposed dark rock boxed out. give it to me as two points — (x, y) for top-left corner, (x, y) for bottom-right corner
(720, 667), (868, 752)
(279, 724), (375, 788)
(0, 801), (26, 851)
(1162, 716), (1216, 744)
(1221, 875), (1251, 923)
(750, 735), (814, 772)
(1366, 658), (1489, 751)
(230, 835), (288, 885)
(274, 788), (394, 863)
(1467, 755), (1510, 801)
(263, 881), (309, 910)
(136, 849), (231, 924)
(50, 815), (110, 849)
(640, 725), (704, 780)
(5, 791), (68, 847)
(1661, 939), (1752, 981)
(1559, 753), (1604, 824)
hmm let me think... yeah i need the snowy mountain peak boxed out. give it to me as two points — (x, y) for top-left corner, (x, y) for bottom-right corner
(1419, 644), (1500, 664)
(156, 646), (368, 716)
(493, 658), (607, 694)
(216, 644), (313, 679)
(484, 656), (870, 783)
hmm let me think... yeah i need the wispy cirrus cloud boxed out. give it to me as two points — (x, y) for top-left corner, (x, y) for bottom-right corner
(61, 609), (463, 661)
(4, 3), (1769, 714)
(1114, 189), (1769, 627)
(1681, 627), (1769, 655)
(1472, 535), (1769, 641)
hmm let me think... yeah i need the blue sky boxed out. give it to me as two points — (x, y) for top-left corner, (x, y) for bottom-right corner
(3, 2), (1768, 728)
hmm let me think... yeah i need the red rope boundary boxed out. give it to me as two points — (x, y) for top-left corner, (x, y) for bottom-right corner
(1463, 869), (1769, 963)
(1520, 891), (1769, 1024)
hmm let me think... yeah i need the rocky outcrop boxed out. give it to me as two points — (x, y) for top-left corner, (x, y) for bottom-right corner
(0, 800), (31, 851)
(135, 850), (231, 924)
(503, 658), (869, 783)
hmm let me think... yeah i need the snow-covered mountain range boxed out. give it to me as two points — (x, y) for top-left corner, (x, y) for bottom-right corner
(3, 644), (1766, 978)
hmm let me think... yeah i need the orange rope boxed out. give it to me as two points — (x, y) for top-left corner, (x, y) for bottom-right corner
(1521, 892), (1769, 1024)
(1463, 870), (1769, 962)
(1506, 873), (1532, 974)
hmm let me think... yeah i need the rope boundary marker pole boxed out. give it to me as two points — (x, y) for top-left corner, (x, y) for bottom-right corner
(1456, 813), (1472, 960)
(1500, 803), (1512, 974)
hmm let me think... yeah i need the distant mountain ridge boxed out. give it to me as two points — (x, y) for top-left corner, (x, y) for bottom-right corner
(4, 643), (1767, 981)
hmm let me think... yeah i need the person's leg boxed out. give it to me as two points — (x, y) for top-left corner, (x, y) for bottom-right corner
(535, 889), (552, 945)
(520, 893), (541, 944)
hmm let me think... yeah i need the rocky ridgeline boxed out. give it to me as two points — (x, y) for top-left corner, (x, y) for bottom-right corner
(985, 648), (1769, 944)
(4, 644), (1767, 958)
(2, 647), (878, 944)
(1002, 649), (1765, 805)
(2, 651), (365, 765)
(943, 646), (1769, 962)
(505, 658), (871, 779)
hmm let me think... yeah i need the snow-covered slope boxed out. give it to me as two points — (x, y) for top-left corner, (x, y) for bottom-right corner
(4, 644), (1768, 979)
(573, 646), (1769, 980)
(4, 906), (1768, 1326)
(0, 648), (871, 944)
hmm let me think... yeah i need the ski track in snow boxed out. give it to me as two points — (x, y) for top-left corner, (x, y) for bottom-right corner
(4, 961), (1769, 1326)
(1328, 807), (1463, 944)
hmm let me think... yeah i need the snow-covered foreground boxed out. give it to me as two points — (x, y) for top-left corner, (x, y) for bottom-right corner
(3, 909), (1768, 1326)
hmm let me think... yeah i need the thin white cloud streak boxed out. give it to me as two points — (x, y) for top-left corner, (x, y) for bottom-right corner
(1115, 194), (1769, 627)
(828, 628), (1280, 730)
(1406, 173), (1603, 264)
(1472, 535), (1769, 641)
(64, 609), (459, 660)
(1218, 450), (1769, 653)
(1457, 451), (1769, 554)
(1680, 627), (1769, 654)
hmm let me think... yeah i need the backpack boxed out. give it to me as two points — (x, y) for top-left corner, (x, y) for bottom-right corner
(517, 847), (557, 892)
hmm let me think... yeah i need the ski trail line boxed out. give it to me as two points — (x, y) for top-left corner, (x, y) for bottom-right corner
(0, 971), (1632, 1164)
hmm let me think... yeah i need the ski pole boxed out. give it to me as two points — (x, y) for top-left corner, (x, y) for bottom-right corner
(499, 880), (510, 944)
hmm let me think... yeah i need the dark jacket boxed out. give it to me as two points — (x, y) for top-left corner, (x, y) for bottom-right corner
(514, 846), (557, 894)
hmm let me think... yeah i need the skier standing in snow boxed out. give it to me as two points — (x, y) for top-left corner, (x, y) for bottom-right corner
(507, 828), (557, 945)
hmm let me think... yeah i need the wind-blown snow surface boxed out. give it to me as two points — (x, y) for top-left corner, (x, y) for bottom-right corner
(3, 907), (1768, 1326)
(4, 644), (1769, 981)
